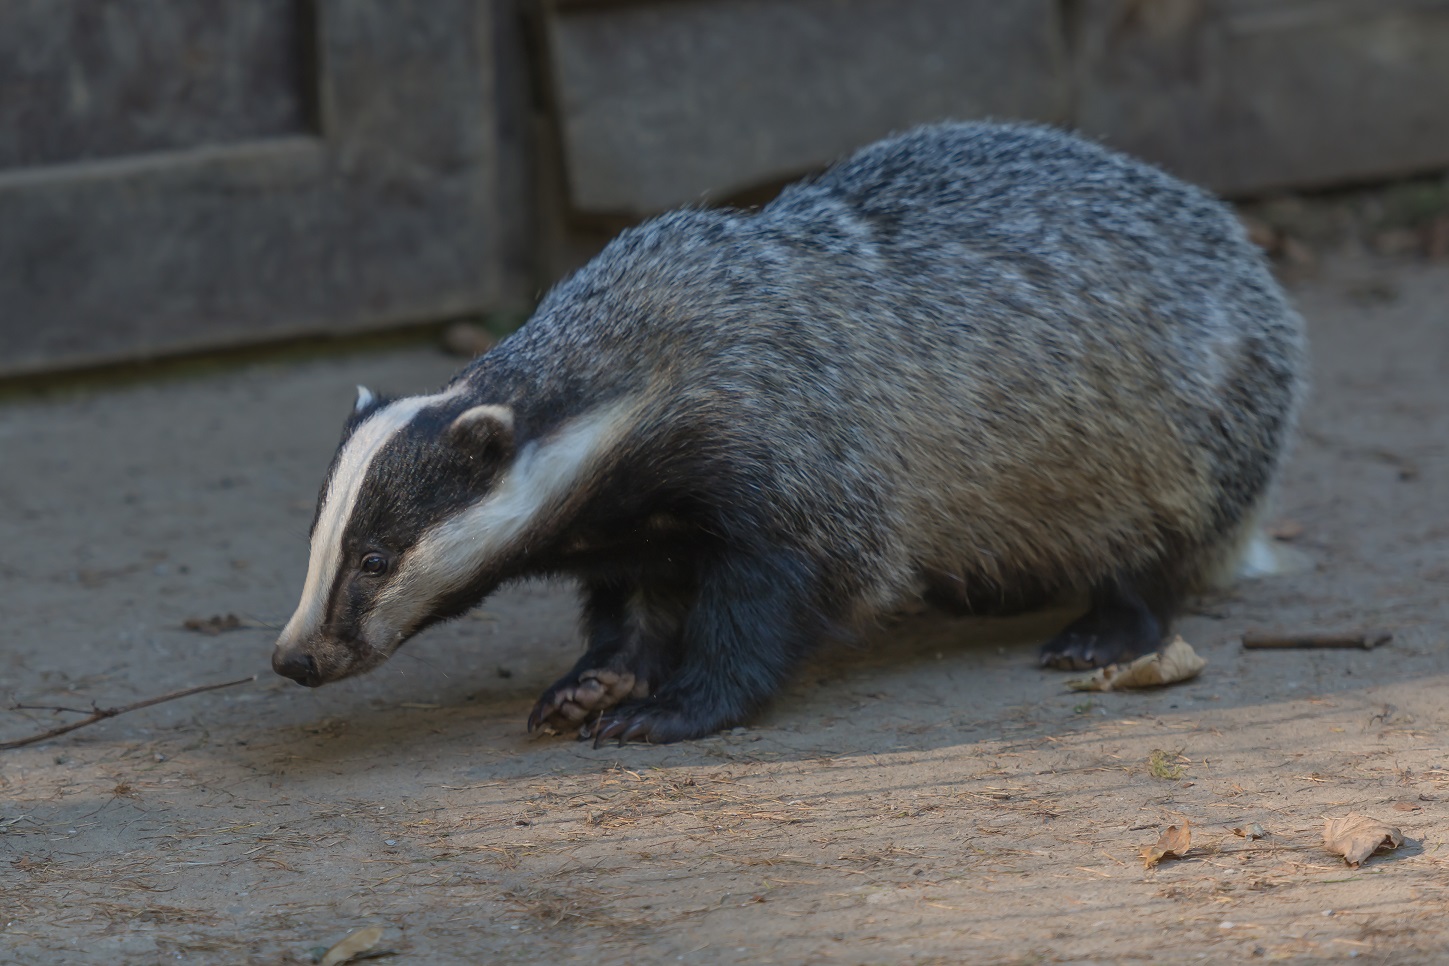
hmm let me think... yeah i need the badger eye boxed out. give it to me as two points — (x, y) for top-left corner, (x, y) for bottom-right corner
(359, 552), (388, 576)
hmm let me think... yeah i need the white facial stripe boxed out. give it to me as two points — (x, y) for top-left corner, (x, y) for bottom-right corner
(363, 396), (640, 647)
(279, 384), (466, 648)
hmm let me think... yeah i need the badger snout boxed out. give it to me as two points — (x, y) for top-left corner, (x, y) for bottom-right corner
(272, 646), (321, 687)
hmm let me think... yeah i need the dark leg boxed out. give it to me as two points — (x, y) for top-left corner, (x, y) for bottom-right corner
(1038, 576), (1176, 670)
(590, 549), (825, 744)
(527, 579), (686, 734)
(922, 567), (1055, 617)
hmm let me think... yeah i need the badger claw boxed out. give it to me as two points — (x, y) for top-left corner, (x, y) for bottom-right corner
(587, 713), (656, 746)
(585, 698), (715, 746)
(1038, 632), (1112, 670)
(528, 668), (644, 735)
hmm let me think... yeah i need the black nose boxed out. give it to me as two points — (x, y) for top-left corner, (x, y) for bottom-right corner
(272, 648), (320, 687)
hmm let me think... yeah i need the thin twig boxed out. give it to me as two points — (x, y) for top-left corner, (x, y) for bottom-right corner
(1242, 631), (1391, 651)
(1, 676), (255, 751)
(13, 704), (96, 715)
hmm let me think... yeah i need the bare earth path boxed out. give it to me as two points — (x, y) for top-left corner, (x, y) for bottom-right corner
(2, 252), (1447, 964)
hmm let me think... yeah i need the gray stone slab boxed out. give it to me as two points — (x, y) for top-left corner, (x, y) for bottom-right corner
(0, 0), (501, 377)
(1074, 0), (1449, 195)
(541, 0), (1069, 216)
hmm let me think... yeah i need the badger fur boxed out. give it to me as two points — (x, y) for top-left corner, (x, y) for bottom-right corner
(273, 121), (1305, 743)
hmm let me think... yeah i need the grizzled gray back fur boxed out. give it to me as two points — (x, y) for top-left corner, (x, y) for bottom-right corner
(477, 121), (1305, 624)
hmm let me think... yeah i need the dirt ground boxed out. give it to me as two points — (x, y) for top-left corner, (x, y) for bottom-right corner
(2, 250), (1447, 965)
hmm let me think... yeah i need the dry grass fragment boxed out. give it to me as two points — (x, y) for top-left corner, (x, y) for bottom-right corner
(181, 614), (245, 635)
(501, 884), (640, 932)
(1147, 749), (1186, 781)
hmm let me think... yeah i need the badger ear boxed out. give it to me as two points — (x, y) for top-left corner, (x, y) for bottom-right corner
(344, 385), (387, 432)
(448, 404), (515, 457)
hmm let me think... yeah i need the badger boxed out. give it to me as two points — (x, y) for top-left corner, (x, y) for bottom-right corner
(272, 121), (1305, 744)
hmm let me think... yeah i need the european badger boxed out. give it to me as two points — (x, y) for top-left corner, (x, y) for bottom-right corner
(273, 121), (1305, 743)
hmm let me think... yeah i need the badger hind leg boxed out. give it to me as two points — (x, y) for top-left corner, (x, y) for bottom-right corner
(590, 549), (827, 745)
(528, 579), (686, 735)
(1037, 574), (1177, 671)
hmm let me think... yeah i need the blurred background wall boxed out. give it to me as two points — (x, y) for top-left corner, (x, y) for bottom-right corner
(3, 0), (1448, 377)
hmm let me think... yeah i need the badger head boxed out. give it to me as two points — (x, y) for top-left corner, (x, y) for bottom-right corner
(272, 384), (528, 686)
(274, 382), (637, 687)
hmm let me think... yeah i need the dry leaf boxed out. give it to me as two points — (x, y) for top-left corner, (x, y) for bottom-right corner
(1233, 823), (1267, 840)
(1068, 636), (1206, 692)
(182, 613), (242, 635)
(319, 926), (385, 966)
(1141, 820), (1191, 869)
(1267, 519), (1304, 541)
(1322, 813), (1403, 867)
(1239, 215), (1279, 251)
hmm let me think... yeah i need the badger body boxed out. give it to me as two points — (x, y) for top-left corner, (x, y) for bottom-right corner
(273, 121), (1305, 743)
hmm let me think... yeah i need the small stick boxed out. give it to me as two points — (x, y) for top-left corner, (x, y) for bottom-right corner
(1242, 631), (1391, 651)
(1, 675), (255, 751)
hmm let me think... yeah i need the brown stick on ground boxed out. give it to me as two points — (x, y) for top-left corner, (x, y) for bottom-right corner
(1241, 632), (1392, 651)
(1, 675), (256, 751)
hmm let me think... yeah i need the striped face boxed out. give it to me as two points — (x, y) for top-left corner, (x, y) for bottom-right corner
(272, 386), (636, 687)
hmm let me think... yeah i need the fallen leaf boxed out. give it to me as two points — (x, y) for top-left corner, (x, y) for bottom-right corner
(1233, 823), (1267, 840)
(1238, 215), (1279, 252)
(1267, 519), (1304, 541)
(1322, 813), (1403, 867)
(1068, 636), (1206, 692)
(319, 926), (384, 966)
(182, 614), (242, 635)
(1141, 820), (1191, 868)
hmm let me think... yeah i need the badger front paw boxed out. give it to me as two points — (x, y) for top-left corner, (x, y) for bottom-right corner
(527, 668), (650, 735)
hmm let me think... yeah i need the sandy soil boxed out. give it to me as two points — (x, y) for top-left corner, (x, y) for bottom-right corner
(2, 252), (1447, 965)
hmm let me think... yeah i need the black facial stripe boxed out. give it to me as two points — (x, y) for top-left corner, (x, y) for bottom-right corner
(309, 392), (393, 538)
(344, 406), (508, 554)
(322, 553), (364, 641)
(317, 402), (516, 641)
